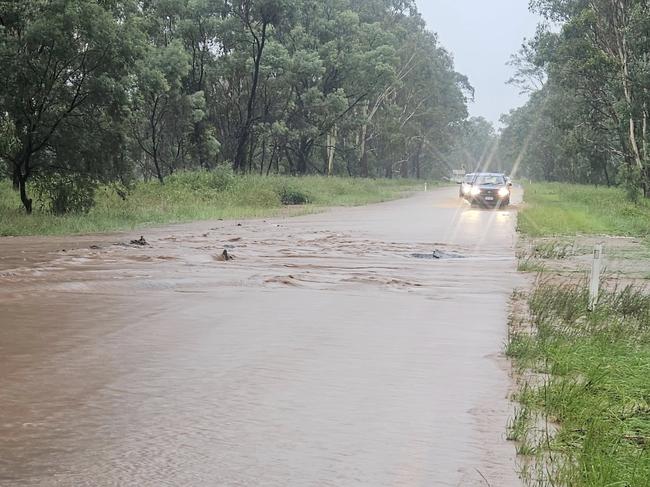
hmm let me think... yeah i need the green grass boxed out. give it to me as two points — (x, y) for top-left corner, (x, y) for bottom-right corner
(508, 281), (650, 486)
(512, 182), (650, 484)
(0, 172), (426, 236)
(519, 183), (650, 237)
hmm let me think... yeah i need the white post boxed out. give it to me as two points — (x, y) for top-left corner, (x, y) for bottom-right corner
(424, 182), (427, 192)
(588, 244), (603, 311)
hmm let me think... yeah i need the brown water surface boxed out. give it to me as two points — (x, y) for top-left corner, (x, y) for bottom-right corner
(0, 187), (522, 486)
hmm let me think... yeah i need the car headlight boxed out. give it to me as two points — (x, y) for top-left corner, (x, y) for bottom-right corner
(498, 187), (510, 197)
(470, 186), (481, 196)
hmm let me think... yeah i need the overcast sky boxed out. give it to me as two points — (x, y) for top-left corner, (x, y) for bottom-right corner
(416, 1), (541, 126)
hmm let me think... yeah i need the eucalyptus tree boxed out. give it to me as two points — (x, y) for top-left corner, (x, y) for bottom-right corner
(230, 0), (288, 172)
(501, 0), (650, 194)
(1, 0), (478, 214)
(0, 0), (143, 212)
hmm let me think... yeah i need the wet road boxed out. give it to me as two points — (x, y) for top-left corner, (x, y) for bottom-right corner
(0, 187), (522, 486)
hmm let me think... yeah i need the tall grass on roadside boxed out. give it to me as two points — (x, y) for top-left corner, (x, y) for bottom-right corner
(519, 183), (650, 237)
(507, 279), (650, 486)
(0, 171), (424, 236)
(516, 240), (578, 273)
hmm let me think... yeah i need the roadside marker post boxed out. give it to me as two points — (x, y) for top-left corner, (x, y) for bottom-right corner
(588, 244), (603, 311)
(424, 182), (428, 192)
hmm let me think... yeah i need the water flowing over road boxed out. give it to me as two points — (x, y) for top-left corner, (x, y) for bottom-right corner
(0, 187), (522, 486)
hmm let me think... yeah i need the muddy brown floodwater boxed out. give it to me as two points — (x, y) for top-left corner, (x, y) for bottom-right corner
(0, 187), (523, 486)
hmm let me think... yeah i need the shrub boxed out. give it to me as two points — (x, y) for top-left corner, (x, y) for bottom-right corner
(618, 164), (642, 203)
(167, 167), (236, 192)
(278, 186), (310, 205)
(205, 166), (236, 191)
(32, 173), (97, 214)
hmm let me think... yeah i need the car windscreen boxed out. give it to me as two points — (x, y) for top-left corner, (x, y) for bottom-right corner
(474, 175), (505, 185)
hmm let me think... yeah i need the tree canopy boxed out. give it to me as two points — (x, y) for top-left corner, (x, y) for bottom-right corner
(499, 0), (650, 198)
(0, 0), (474, 213)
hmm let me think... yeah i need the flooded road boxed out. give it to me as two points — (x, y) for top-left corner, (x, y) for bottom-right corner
(0, 187), (522, 486)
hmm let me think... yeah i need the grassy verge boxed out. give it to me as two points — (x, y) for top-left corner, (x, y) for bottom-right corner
(0, 172), (427, 236)
(507, 281), (650, 486)
(518, 182), (650, 237)
(510, 182), (650, 486)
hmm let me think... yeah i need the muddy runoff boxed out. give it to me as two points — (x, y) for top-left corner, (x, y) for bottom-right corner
(0, 187), (522, 486)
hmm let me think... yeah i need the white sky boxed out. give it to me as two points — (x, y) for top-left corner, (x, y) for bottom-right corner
(416, 1), (542, 126)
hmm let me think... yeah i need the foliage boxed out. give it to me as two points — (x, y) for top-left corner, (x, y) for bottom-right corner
(0, 0), (143, 212)
(0, 0), (471, 214)
(446, 116), (498, 174)
(278, 185), (310, 205)
(618, 164), (643, 203)
(32, 173), (97, 215)
(508, 280), (650, 486)
(500, 1), (650, 197)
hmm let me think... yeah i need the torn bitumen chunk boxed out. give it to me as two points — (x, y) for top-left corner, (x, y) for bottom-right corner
(215, 249), (234, 262)
(410, 250), (464, 260)
(130, 236), (149, 246)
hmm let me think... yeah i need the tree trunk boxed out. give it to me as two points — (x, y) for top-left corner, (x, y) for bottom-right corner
(260, 138), (267, 175)
(285, 147), (294, 174)
(12, 165), (20, 190)
(643, 52), (648, 164)
(327, 126), (337, 176)
(266, 144), (277, 176)
(297, 151), (308, 175)
(359, 103), (369, 177)
(400, 160), (408, 178)
(296, 139), (312, 175)
(615, 3), (642, 170)
(149, 107), (165, 184)
(643, 52), (648, 196)
(385, 163), (392, 179)
(15, 144), (33, 213)
(414, 139), (423, 179)
(234, 21), (268, 172)
(194, 122), (207, 169)
(18, 173), (32, 214)
(247, 136), (256, 173)
(152, 149), (164, 185)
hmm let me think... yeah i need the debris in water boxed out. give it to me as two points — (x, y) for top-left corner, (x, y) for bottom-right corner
(410, 250), (464, 260)
(89, 245), (101, 250)
(130, 236), (149, 246)
(215, 249), (234, 262)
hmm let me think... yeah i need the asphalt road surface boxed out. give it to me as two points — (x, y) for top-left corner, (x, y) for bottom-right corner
(0, 186), (523, 486)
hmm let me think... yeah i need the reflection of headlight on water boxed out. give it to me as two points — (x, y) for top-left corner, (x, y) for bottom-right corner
(470, 187), (481, 196)
(498, 187), (510, 197)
